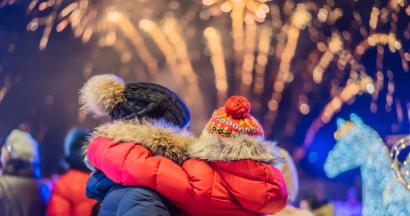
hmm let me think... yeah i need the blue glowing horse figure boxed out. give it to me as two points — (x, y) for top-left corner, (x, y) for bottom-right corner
(324, 114), (394, 216)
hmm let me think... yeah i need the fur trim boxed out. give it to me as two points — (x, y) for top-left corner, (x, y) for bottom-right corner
(79, 74), (125, 117)
(187, 135), (283, 165)
(84, 119), (195, 165)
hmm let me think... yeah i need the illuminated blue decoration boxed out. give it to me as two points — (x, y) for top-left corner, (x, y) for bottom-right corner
(324, 113), (394, 216)
(384, 135), (410, 216)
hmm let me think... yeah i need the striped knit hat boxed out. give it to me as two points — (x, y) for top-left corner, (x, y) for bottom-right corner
(202, 96), (264, 139)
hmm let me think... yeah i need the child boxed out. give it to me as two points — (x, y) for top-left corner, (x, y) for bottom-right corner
(85, 95), (288, 215)
(80, 74), (192, 216)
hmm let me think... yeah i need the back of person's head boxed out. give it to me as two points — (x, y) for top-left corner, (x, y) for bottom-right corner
(79, 74), (190, 128)
(3, 130), (40, 163)
(64, 128), (91, 172)
(1, 130), (41, 177)
(277, 148), (299, 203)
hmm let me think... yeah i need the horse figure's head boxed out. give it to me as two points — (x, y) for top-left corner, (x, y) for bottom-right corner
(324, 113), (376, 178)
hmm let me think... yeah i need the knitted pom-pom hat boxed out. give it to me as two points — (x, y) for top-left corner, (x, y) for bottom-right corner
(202, 96), (264, 139)
(79, 74), (190, 128)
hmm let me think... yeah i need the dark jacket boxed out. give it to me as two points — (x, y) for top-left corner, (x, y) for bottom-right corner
(0, 162), (49, 216)
(86, 171), (175, 216)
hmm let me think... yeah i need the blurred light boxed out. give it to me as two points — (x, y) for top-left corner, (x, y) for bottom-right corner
(106, 11), (123, 22)
(300, 103), (310, 115)
(45, 95), (53, 105)
(366, 83), (375, 94)
(309, 152), (318, 163)
(168, 1), (180, 10)
(8, 44), (15, 52)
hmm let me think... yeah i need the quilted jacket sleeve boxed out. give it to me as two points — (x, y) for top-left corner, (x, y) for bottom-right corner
(47, 181), (71, 216)
(86, 137), (214, 204)
(211, 160), (288, 214)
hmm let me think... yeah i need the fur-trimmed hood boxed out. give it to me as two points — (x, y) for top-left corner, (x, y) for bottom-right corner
(187, 135), (283, 166)
(84, 120), (195, 165)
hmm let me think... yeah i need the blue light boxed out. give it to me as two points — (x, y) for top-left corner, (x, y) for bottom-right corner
(309, 152), (318, 163)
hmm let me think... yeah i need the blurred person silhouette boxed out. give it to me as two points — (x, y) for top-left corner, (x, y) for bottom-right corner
(333, 187), (362, 216)
(47, 128), (96, 216)
(300, 195), (334, 216)
(271, 148), (314, 216)
(0, 129), (49, 216)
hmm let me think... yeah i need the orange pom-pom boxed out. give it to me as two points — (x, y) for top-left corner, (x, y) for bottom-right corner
(224, 96), (251, 119)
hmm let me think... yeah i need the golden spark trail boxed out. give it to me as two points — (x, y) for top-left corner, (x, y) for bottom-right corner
(162, 18), (205, 122)
(231, 0), (246, 79)
(299, 75), (374, 162)
(240, 22), (257, 97)
(204, 27), (228, 107)
(252, 24), (272, 108)
(138, 19), (182, 84)
(263, 4), (311, 129)
(112, 13), (158, 77)
(312, 33), (343, 84)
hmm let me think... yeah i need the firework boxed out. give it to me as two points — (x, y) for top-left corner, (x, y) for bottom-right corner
(202, 0), (271, 23)
(2, 0), (409, 163)
(204, 27), (228, 107)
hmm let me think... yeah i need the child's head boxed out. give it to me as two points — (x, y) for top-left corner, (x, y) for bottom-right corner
(80, 74), (190, 129)
(202, 96), (264, 140)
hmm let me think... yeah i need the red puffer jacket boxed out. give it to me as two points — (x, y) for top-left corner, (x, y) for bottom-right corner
(47, 170), (96, 216)
(85, 120), (288, 216)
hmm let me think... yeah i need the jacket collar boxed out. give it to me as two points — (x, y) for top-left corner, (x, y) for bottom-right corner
(2, 161), (40, 178)
(86, 119), (195, 165)
(187, 132), (283, 165)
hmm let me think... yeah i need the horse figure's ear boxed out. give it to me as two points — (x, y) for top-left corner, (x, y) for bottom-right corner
(349, 113), (363, 124)
(337, 118), (346, 128)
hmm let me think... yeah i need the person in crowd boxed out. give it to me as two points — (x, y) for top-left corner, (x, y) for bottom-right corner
(85, 93), (288, 215)
(272, 148), (314, 216)
(300, 195), (334, 216)
(333, 187), (362, 216)
(0, 129), (49, 216)
(47, 128), (97, 216)
(81, 74), (190, 215)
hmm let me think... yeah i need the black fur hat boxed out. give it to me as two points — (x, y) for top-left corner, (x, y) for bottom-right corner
(79, 74), (190, 128)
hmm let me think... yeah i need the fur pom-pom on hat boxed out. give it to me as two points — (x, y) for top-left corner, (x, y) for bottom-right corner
(79, 74), (125, 117)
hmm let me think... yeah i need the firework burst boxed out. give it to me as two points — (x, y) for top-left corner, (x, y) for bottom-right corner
(1, 0), (409, 162)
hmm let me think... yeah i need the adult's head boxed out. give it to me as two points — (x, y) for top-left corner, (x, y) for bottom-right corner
(79, 74), (190, 129)
(1, 130), (40, 165)
(1, 130), (41, 177)
(64, 128), (91, 172)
